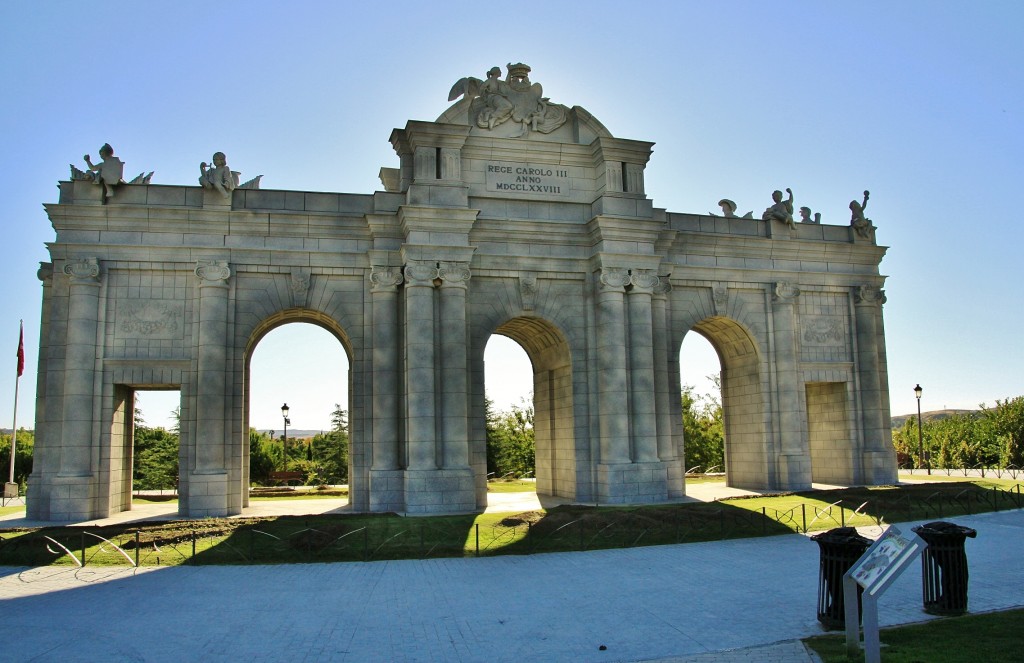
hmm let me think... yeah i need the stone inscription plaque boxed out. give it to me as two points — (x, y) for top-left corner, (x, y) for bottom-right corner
(115, 300), (186, 340)
(485, 161), (570, 196)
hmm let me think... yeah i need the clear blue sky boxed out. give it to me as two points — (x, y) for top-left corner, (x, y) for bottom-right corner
(2, 1), (1022, 430)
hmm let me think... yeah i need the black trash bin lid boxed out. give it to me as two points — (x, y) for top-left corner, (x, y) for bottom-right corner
(811, 526), (873, 546)
(912, 521), (978, 538)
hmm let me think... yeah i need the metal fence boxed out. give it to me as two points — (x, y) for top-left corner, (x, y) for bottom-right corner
(1, 483), (1020, 571)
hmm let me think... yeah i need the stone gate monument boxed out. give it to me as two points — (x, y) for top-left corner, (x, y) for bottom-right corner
(28, 63), (896, 520)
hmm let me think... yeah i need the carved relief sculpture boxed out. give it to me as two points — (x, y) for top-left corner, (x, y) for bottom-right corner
(449, 63), (568, 138)
(802, 316), (844, 344)
(519, 274), (537, 311)
(712, 284), (729, 315)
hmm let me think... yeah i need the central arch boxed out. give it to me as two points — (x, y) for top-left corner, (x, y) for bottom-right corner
(242, 309), (353, 506)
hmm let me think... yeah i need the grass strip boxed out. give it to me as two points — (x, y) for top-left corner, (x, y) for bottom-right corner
(804, 607), (1024, 662)
(0, 480), (1019, 567)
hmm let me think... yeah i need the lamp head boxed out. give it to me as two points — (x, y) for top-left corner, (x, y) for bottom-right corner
(914, 384), (922, 400)
(281, 403), (290, 417)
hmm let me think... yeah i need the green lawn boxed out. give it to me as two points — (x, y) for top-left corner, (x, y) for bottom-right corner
(486, 480), (537, 493)
(1, 480), (1019, 567)
(805, 608), (1024, 662)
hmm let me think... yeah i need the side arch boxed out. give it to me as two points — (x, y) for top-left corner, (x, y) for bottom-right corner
(685, 316), (772, 490)
(492, 316), (577, 499)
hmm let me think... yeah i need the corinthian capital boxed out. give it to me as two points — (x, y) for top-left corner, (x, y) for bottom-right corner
(854, 285), (886, 306)
(195, 260), (231, 286)
(63, 257), (100, 283)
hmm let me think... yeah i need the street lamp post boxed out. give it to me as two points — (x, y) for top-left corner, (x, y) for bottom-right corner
(281, 403), (291, 472)
(914, 385), (928, 475)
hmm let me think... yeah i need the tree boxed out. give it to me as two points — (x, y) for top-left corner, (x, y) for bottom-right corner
(295, 404), (350, 486)
(249, 428), (280, 485)
(486, 400), (535, 478)
(133, 426), (179, 490)
(681, 385), (724, 473)
(0, 429), (34, 487)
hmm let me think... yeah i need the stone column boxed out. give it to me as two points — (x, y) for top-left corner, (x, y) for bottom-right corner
(404, 262), (438, 470)
(627, 270), (659, 463)
(438, 262), (470, 468)
(369, 266), (403, 471)
(596, 268), (630, 465)
(59, 258), (102, 477)
(652, 279), (674, 462)
(854, 286), (897, 483)
(771, 282), (810, 489)
(193, 260), (230, 473)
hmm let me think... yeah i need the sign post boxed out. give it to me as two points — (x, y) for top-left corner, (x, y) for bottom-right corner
(843, 525), (925, 662)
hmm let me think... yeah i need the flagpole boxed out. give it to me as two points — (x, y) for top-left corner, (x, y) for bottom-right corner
(7, 320), (23, 492)
(8, 364), (18, 486)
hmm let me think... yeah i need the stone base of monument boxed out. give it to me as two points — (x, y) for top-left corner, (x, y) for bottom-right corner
(368, 468), (406, 512)
(862, 450), (899, 484)
(776, 452), (813, 491)
(185, 471), (229, 518)
(596, 461), (669, 504)
(403, 467), (475, 514)
(26, 474), (96, 520)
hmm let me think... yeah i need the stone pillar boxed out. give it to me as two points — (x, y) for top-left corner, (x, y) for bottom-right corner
(596, 268), (630, 465)
(59, 258), (102, 478)
(438, 262), (470, 468)
(404, 262), (438, 470)
(627, 270), (659, 463)
(854, 285), (897, 483)
(771, 282), (810, 489)
(369, 266), (403, 471)
(653, 278), (682, 496)
(191, 260), (231, 516)
(368, 266), (404, 512)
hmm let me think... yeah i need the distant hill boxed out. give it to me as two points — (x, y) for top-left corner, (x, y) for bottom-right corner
(891, 409), (976, 429)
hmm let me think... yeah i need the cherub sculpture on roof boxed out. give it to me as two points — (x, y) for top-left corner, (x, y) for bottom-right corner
(449, 63), (568, 138)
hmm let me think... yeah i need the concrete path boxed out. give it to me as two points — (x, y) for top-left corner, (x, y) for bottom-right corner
(1, 509), (1021, 662)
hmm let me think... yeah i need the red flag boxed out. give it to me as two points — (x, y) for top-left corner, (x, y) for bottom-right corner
(16, 322), (24, 377)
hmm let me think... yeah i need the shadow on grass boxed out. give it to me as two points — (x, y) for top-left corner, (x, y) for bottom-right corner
(1, 481), (1020, 567)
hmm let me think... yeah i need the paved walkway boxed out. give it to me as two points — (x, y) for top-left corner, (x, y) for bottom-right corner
(1, 507), (1021, 662)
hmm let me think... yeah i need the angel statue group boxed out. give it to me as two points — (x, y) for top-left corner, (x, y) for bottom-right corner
(449, 63), (568, 138)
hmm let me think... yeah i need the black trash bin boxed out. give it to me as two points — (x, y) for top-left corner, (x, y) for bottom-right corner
(912, 521), (978, 615)
(811, 527), (873, 629)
